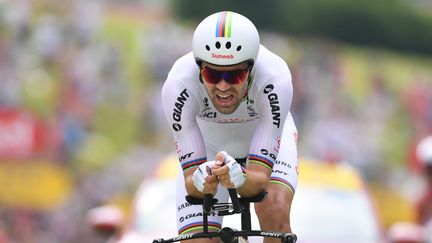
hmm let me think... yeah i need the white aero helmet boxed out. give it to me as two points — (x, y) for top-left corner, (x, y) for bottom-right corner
(192, 11), (260, 66)
(416, 135), (432, 166)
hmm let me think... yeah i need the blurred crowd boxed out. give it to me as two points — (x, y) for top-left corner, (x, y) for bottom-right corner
(0, 1), (432, 243)
(0, 1), (143, 242)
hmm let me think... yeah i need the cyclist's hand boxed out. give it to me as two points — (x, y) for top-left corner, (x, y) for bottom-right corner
(192, 160), (219, 194)
(212, 151), (246, 188)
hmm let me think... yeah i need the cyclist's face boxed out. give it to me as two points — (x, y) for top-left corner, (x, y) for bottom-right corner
(200, 61), (250, 114)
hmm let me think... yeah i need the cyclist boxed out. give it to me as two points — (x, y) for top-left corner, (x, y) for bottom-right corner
(415, 135), (432, 225)
(162, 11), (298, 243)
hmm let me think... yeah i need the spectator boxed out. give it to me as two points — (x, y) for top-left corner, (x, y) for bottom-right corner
(415, 135), (432, 225)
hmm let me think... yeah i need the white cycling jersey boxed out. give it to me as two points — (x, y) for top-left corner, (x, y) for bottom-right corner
(162, 45), (298, 234)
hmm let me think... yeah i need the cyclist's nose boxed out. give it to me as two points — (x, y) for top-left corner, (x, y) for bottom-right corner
(216, 78), (231, 91)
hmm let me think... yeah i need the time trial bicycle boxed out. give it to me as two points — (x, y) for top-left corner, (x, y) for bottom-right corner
(153, 188), (297, 243)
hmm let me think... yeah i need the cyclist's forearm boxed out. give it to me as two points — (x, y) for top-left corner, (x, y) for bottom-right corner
(237, 169), (269, 197)
(185, 172), (205, 198)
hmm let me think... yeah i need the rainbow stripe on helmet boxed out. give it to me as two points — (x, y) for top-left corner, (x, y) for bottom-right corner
(215, 11), (233, 37)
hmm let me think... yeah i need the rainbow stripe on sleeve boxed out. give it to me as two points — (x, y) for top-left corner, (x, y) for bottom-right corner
(248, 154), (274, 172)
(215, 11), (233, 37)
(181, 157), (207, 172)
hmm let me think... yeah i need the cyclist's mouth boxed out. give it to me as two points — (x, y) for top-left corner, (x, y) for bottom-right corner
(215, 93), (235, 107)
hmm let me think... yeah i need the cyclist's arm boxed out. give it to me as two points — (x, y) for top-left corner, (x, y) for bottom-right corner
(241, 72), (293, 197)
(237, 163), (271, 197)
(161, 78), (209, 198)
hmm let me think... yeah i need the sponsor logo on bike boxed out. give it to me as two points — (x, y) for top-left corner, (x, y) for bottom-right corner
(172, 89), (189, 131)
(173, 234), (193, 241)
(263, 84), (281, 128)
(260, 232), (282, 237)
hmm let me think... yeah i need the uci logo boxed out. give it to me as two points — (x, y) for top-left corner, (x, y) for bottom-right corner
(263, 84), (274, 94)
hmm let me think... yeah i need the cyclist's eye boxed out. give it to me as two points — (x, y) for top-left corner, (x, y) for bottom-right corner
(201, 67), (249, 85)
(201, 68), (222, 84)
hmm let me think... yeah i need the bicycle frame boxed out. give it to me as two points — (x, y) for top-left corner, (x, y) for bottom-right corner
(153, 189), (297, 243)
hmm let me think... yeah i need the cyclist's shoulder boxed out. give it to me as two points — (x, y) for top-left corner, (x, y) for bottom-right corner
(255, 45), (291, 76)
(163, 52), (201, 94)
(167, 52), (199, 83)
(168, 52), (198, 77)
(252, 45), (292, 91)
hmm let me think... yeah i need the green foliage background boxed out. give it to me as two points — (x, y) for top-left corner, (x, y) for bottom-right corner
(173, 0), (432, 55)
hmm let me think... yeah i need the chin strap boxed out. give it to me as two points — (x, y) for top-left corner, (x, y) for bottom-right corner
(242, 74), (253, 102)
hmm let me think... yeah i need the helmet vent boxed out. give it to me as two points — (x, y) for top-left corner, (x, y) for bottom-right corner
(205, 45), (210, 51)
(225, 42), (231, 49)
(215, 41), (221, 49)
(236, 45), (242, 51)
